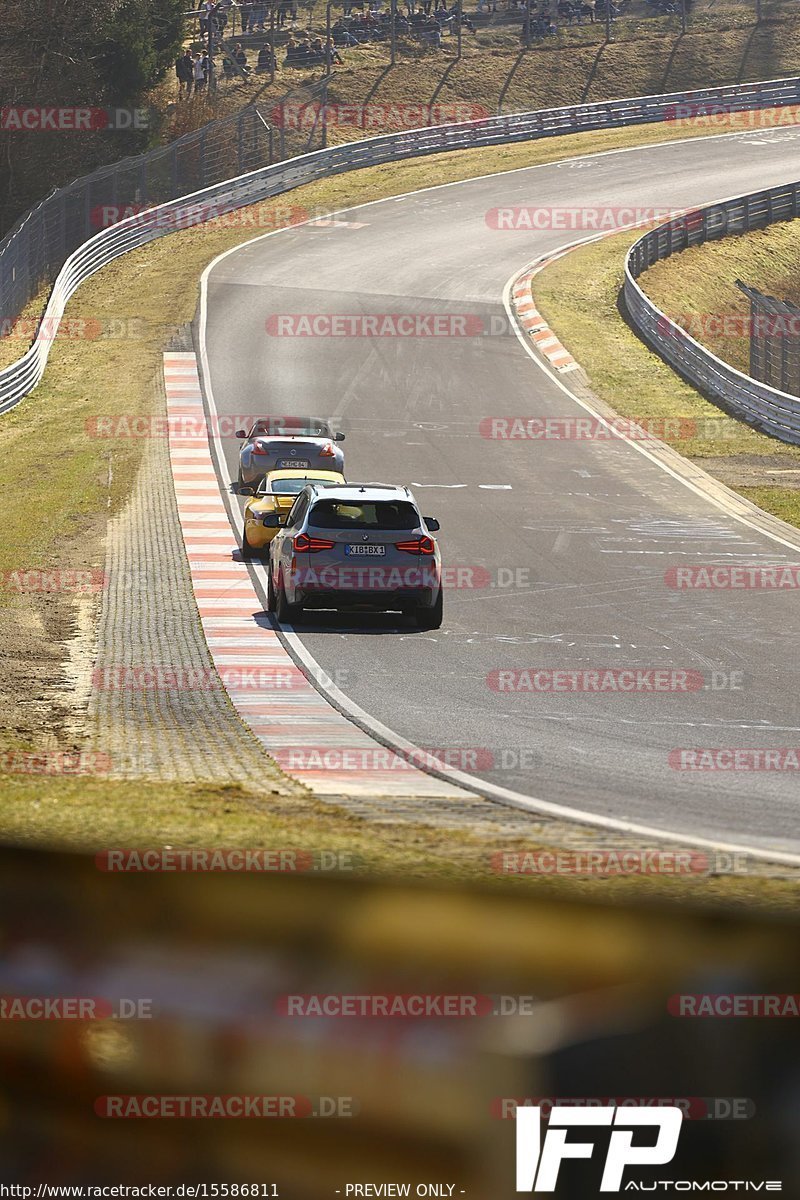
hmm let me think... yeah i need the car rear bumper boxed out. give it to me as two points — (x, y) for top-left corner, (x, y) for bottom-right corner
(244, 527), (277, 550)
(297, 587), (436, 611)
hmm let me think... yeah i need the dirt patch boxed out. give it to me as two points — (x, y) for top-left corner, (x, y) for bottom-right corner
(0, 594), (96, 756)
(692, 454), (800, 490)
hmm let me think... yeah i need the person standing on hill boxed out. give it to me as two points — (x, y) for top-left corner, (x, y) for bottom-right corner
(176, 48), (195, 95)
(193, 52), (207, 90)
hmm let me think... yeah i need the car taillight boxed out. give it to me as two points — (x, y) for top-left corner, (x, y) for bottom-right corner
(252, 440), (269, 455)
(395, 537), (435, 555)
(293, 532), (336, 553)
(318, 443), (335, 457)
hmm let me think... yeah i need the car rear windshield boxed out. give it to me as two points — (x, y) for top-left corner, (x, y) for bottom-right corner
(251, 418), (331, 437)
(309, 500), (420, 531)
(266, 478), (339, 495)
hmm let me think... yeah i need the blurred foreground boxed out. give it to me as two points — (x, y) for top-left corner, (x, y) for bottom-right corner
(0, 846), (798, 1195)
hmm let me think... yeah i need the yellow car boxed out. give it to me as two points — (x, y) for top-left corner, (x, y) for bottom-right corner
(241, 468), (346, 557)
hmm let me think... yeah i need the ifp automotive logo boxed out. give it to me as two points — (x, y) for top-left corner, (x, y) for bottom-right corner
(514, 1105), (782, 1192)
(515, 1105), (683, 1192)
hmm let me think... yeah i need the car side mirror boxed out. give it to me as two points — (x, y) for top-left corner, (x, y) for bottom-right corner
(335, 431), (345, 441)
(262, 513), (283, 527)
(424, 517), (440, 532)
(238, 484), (255, 496)
(235, 429), (247, 438)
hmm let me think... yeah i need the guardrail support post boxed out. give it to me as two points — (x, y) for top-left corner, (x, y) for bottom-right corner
(321, 74), (329, 149)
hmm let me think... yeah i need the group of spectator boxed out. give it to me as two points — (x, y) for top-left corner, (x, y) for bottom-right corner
(176, 39), (277, 91)
(285, 35), (343, 62)
(513, 0), (617, 36)
(328, 3), (474, 45)
(175, 48), (212, 93)
(644, 0), (678, 13)
(198, 0), (300, 37)
(177, 0), (625, 89)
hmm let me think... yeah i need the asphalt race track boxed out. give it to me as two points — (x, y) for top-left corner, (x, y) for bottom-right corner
(202, 126), (800, 853)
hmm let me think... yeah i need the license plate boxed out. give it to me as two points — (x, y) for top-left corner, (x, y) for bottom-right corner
(277, 458), (310, 468)
(345, 544), (386, 556)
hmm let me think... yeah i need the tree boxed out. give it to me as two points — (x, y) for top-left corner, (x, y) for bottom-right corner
(0, 0), (186, 236)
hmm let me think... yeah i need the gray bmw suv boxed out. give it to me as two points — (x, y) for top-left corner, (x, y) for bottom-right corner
(265, 484), (443, 629)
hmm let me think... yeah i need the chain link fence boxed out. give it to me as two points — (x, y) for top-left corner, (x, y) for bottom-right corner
(0, 81), (330, 330)
(735, 279), (800, 399)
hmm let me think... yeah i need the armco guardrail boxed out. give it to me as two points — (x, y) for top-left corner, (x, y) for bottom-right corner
(3, 73), (800, 415)
(624, 182), (800, 445)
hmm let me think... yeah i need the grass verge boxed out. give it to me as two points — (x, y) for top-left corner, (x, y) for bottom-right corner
(2, 772), (800, 909)
(532, 225), (800, 526)
(640, 216), (800, 378)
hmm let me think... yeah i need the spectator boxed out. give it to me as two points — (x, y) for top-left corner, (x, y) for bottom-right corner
(193, 51), (207, 90)
(239, 0), (253, 32)
(215, 0), (231, 33)
(176, 48), (194, 94)
(325, 36), (344, 61)
(199, 0), (218, 38)
(234, 42), (251, 71)
(256, 42), (275, 70)
(222, 53), (236, 79)
(333, 18), (360, 43)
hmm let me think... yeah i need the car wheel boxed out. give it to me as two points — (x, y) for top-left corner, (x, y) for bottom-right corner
(276, 572), (302, 625)
(241, 529), (255, 559)
(237, 467), (245, 491)
(415, 589), (443, 631)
